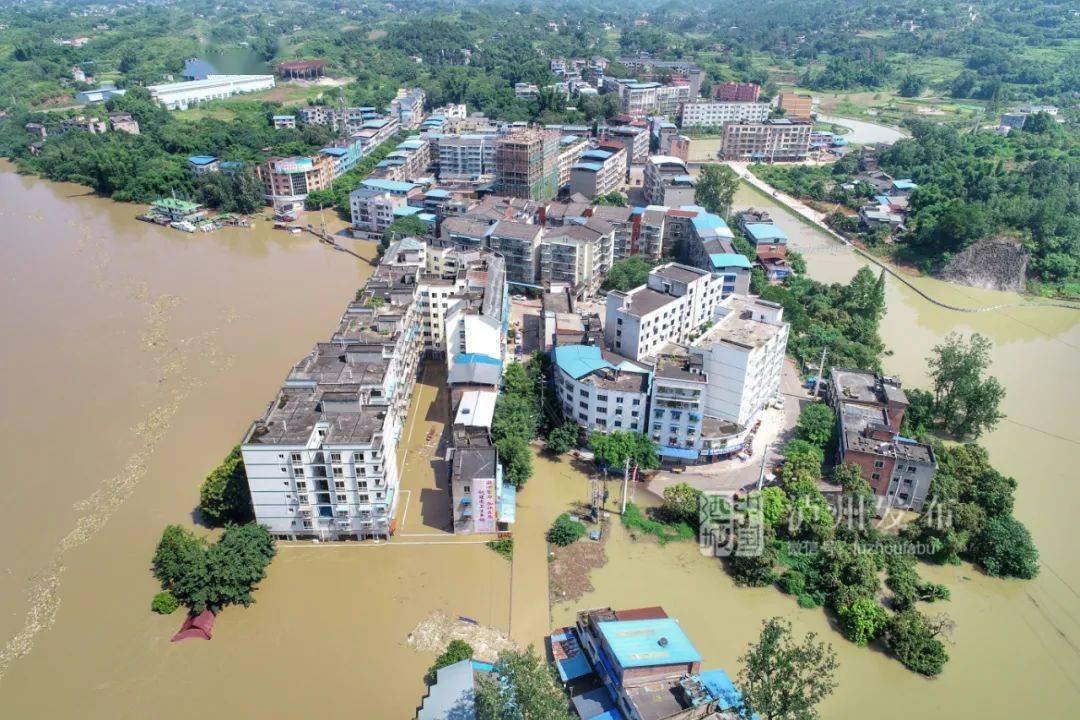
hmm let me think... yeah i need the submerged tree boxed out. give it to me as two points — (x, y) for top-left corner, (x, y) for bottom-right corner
(737, 617), (838, 720)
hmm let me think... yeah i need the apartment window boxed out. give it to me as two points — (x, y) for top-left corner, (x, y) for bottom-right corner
(330, 452), (342, 463)
(871, 473), (881, 481)
(359, 494), (370, 503)
(294, 467), (305, 477)
(907, 465), (916, 473)
(334, 480), (345, 490)
(302, 520), (313, 529)
(354, 453), (363, 463)
(579, 388), (589, 397)
(614, 421), (622, 428)
(291, 453), (302, 463)
(297, 494), (309, 505)
(578, 412), (588, 421)
(357, 481), (368, 490)
(332, 467), (344, 477)
(617, 318), (623, 326)
(296, 481), (307, 491)
(873, 460), (884, 469)
(336, 494), (347, 503)
(597, 407), (607, 415)
(597, 394), (608, 402)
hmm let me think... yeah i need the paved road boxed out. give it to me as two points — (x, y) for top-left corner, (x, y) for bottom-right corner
(818, 115), (907, 145)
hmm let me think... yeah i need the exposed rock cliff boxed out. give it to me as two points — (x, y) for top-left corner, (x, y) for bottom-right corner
(938, 236), (1028, 293)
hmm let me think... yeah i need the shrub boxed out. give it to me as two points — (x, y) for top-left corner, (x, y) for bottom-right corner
(486, 539), (514, 560)
(151, 590), (180, 615)
(837, 596), (888, 646)
(969, 514), (1040, 579)
(546, 422), (579, 455)
(795, 403), (835, 449)
(778, 570), (806, 596)
(198, 447), (252, 527)
(429, 639), (474, 681)
(547, 513), (586, 547)
(885, 610), (950, 676)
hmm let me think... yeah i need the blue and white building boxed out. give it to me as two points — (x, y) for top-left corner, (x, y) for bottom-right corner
(553, 345), (651, 435)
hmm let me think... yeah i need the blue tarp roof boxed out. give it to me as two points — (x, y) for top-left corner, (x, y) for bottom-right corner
(458, 353), (502, 366)
(597, 618), (702, 668)
(188, 155), (217, 165)
(744, 222), (787, 243)
(698, 669), (745, 711)
(553, 345), (647, 380)
(659, 445), (700, 460)
(499, 485), (516, 524)
(710, 253), (752, 270)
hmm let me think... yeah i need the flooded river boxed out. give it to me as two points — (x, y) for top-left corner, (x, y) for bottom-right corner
(0, 164), (1077, 718)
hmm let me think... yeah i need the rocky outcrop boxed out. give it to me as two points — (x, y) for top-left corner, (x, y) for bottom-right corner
(938, 236), (1029, 293)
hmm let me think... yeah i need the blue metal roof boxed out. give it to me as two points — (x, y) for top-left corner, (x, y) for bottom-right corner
(597, 618), (702, 668)
(710, 253), (752, 270)
(393, 205), (424, 217)
(362, 178), (417, 194)
(321, 147), (348, 156)
(188, 155), (217, 165)
(698, 669), (745, 711)
(553, 345), (647, 380)
(744, 222), (787, 243)
(581, 149), (613, 160)
(892, 179), (918, 190)
(425, 188), (453, 198)
(659, 445), (700, 460)
(573, 162), (604, 172)
(272, 114), (295, 120)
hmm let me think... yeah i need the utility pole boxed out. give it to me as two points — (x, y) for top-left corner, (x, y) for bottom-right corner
(756, 441), (771, 491)
(621, 456), (632, 515)
(813, 347), (828, 398)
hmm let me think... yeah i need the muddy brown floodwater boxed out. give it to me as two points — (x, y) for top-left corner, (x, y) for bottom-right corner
(0, 164), (1077, 719)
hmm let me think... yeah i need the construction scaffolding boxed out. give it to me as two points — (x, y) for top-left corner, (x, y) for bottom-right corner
(495, 128), (560, 201)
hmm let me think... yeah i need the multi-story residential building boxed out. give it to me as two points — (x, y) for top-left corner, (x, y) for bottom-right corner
(444, 252), (508, 384)
(644, 156), (696, 207)
(617, 55), (706, 96)
(495, 128), (560, 200)
(147, 74), (276, 110)
(435, 133), (499, 182)
(256, 154), (335, 209)
(604, 263), (725, 361)
(667, 134), (691, 162)
(720, 119), (812, 162)
(371, 136), (431, 181)
(612, 79), (660, 116)
(390, 87), (426, 129)
(739, 212), (792, 283)
(657, 83), (691, 117)
(556, 134), (589, 188)
(440, 216), (492, 249)
(487, 219), (543, 285)
(711, 81), (760, 102)
(828, 368), (936, 511)
(636, 207), (668, 261)
(591, 205), (635, 261)
(539, 219), (614, 296)
(553, 345), (650, 435)
(568, 147), (626, 199)
(240, 259), (425, 541)
(272, 114), (296, 129)
(349, 188), (410, 236)
(679, 101), (770, 129)
(354, 116), (401, 153)
(599, 124), (649, 164)
(778, 92), (813, 121)
(650, 295), (788, 462)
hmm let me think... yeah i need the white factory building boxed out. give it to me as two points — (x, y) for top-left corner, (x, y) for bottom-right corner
(148, 74), (276, 110)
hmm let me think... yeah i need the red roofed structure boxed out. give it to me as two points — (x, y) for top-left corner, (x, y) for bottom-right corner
(171, 610), (215, 642)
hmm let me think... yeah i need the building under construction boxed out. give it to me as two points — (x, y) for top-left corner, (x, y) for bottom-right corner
(494, 128), (560, 201)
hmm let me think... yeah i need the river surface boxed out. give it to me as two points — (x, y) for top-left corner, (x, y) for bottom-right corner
(0, 165), (1078, 718)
